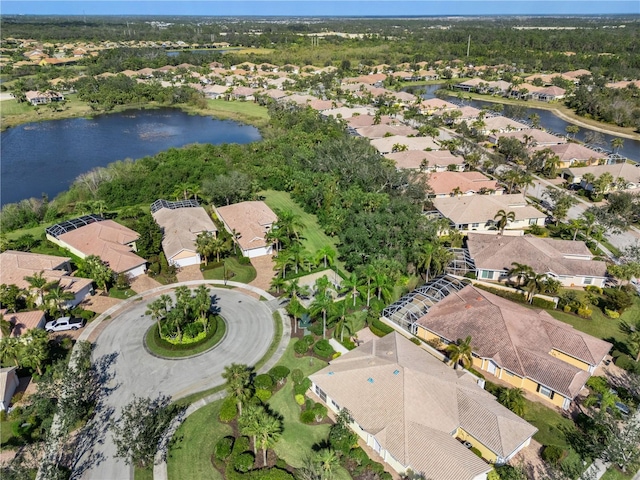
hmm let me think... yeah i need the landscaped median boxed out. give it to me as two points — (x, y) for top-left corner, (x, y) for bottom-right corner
(144, 315), (226, 358)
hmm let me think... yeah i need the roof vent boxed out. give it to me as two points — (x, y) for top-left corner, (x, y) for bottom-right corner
(393, 369), (400, 375)
(387, 351), (394, 355)
(465, 304), (472, 309)
(328, 371), (334, 376)
(476, 297), (483, 301)
(367, 377), (374, 384)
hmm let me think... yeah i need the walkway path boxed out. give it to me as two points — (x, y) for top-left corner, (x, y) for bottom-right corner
(55, 281), (281, 480)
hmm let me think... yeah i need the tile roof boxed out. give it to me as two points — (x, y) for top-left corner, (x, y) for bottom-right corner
(532, 143), (607, 163)
(386, 150), (465, 170)
(426, 171), (502, 196)
(564, 163), (640, 185)
(56, 220), (146, 274)
(466, 233), (608, 278)
(0, 309), (46, 338)
(310, 333), (536, 480)
(215, 201), (277, 252)
(491, 129), (566, 146)
(355, 124), (419, 139)
(415, 285), (612, 397)
(369, 135), (440, 154)
(152, 205), (217, 261)
(432, 194), (546, 226)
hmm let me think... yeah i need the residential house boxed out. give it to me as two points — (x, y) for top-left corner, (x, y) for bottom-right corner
(466, 233), (608, 287)
(354, 125), (419, 140)
(535, 86), (566, 102)
(25, 90), (64, 105)
(321, 106), (375, 119)
(419, 98), (458, 116)
(46, 216), (147, 277)
(431, 194), (546, 233)
(151, 199), (218, 268)
(479, 116), (530, 135)
(489, 129), (566, 147)
(426, 171), (503, 198)
(531, 143), (607, 168)
(369, 135), (440, 155)
(0, 367), (19, 411)
(214, 201), (277, 258)
(562, 162), (640, 191)
(346, 114), (395, 129)
(0, 250), (93, 307)
(203, 84), (228, 99)
(385, 150), (466, 172)
(415, 285), (612, 409)
(309, 332), (537, 479)
(0, 309), (46, 338)
(230, 86), (258, 101)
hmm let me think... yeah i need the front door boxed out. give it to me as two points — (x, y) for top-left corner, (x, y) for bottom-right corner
(487, 360), (497, 375)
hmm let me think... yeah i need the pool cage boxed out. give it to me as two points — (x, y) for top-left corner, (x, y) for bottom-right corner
(45, 214), (105, 239)
(382, 275), (471, 334)
(150, 198), (199, 214)
(445, 248), (476, 277)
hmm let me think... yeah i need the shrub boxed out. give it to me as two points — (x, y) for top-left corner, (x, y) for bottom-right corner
(232, 436), (250, 456)
(585, 285), (603, 294)
(255, 388), (272, 402)
(294, 339), (309, 355)
(348, 447), (371, 466)
(313, 339), (335, 359)
(215, 436), (234, 461)
(233, 452), (255, 473)
(604, 308), (620, 318)
(219, 397), (238, 423)
(0, 410), (6, 422)
(410, 337), (421, 345)
(563, 304), (573, 313)
(254, 374), (274, 391)
(603, 288), (633, 313)
(294, 378), (312, 396)
(313, 403), (328, 422)
(532, 297), (556, 309)
(614, 354), (640, 373)
(369, 325), (388, 337)
(295, 394), (305, 405)
(238, 255), (252, 265)
(11, 391), (24, 405)
(300, 409), (316, 424)
(8, 406), (22, 420)
(541, 445), (565, 465)
(268, 366), (290, 385)
(371, 318), (393, 334)
(470, 446), (483, 458)
(577, 306), (592, 319)
(291, 368), (304, 384)
(308, 322), (324, 336)
(245, 467), (295, 480)
(302, 335), (315, 346)
(586, 376), (609, 394)
(332, 352), (341, 359)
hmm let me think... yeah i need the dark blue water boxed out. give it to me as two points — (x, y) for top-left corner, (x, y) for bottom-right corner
(415, 85), (640, 162)
(1, 108), (261, 205)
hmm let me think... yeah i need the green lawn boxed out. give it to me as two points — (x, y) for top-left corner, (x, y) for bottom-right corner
(522, 398), (576, 449)
(273, 339), (328, 377)
(166, 399), (231, 480)
(259, 190), (344, 273)
(202, 99), (270, 127)
(202, 257), (257, 284)
(108, 287), (136, 299)
(601, 466), (635, 480)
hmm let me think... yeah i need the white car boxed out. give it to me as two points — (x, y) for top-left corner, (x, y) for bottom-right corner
(45, 316), (86, 332)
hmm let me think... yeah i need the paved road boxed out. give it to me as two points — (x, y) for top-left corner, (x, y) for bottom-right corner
(71, 286), (275, 480)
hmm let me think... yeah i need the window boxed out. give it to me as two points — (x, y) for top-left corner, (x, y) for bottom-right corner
(583, 277), (594, 285)
(537, 384), (554, 399)
(529, 218), (537, 225)
(504, 370), (514, 377)
(331, 400), (340, 410)
(315, 385), (327, 402)
(471, 223), (480, 228)
(481, 270), (493, 279)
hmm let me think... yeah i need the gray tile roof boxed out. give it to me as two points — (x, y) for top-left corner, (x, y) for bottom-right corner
(432, 194), (546, 226)
(310, 333), (536, 480)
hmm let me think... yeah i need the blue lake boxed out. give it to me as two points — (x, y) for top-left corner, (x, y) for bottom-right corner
(0, 108), (262, 205)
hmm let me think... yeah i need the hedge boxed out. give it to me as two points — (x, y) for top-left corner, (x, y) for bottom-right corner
(291, 368), (304, 384)
(268, 366), (290, 385)
(245, 468), (295, 480)
(369, 325), (389, 337)
(473, 284), (527, 304)
(313, 339), (335, 359)
(294, 339), (309, 355)
(294, 378), (312, 396)
(371, 318), (394, 334)
(215, 436), (234, 461)
(232, 436), (250, 456)
(233, 452), (255, 473)
(532, 297), (556, 309)
(219, 396), (238, 423)
(254, 374), (274, 391)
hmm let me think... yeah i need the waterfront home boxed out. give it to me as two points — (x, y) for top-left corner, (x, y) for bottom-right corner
(214, 201), (277, 258)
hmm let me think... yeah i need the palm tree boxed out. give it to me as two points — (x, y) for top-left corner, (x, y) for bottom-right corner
(493, 209), (515, 235)
(269, 276), (286, 295)
(310, 292), (333, 339)
(0, 337), (21, 367)
(23, 271), (57, 306)
(172, 182), (193, 200)
(336, 314), (359, 343)
(611, 137), (624, 154)
(582, 172), (596, 190)
(525, 273), (548, 303)
(239, 404), (266, 456)
(446, 335), (473, 370)
(222, 363), (253, 416)
(569, 219), (584, 241)
(371, 272), (393, 303)
(498, 388), (526, 416)
(283, 279), (310, 303)
(316, 449), (340, 480)
(274, 209), (303, 245)
(195, 231), (215, 266)
(579, 211), (598, 240)
(21, 329), (49, 376)
(565, 125), (580, 140)
(416, 242), (436, 282)
(210, 236), (229, 263)
(314, 275), (331, 297)
(620, 319), (640, 362)
(315, 245), (336, 269)
(265, 227), (287, 255)
(286, 243), (308, 275)
(341, 272), (359, 307)
(145, 298), (168, 336)
(44, 283), (75, 317)
(431, 246), (454, 277)
(358, 264), (377, 307)
(255, 412), (282, 466)
(507, 262), (534, 287)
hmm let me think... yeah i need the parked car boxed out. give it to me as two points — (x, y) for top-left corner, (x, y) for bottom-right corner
(45, 316), (86, 332)
(615, 401), (630, 416)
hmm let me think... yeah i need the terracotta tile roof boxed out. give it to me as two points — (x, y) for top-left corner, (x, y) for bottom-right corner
(215, 201), (277, 252)
(491, 129), (566, 146)
(0, 309), (46, 338)
(467, 233), (607, 278)
(532, 143), (607, 163)
(564, 163), (640, 185)
(483, 116), (530, 132)
(432, 194), (546, 226)
(57, 220), (145, 274)
(356, 125), (419, 140)
(415, 285), (611, 398)
(310, 333), (536, 479)
(152, 205), (217, 261)
(426, 171), (502, 196)
(346, 115), (394, 128)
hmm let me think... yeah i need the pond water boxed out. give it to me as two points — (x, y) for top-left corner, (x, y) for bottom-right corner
(0, 108), (262, 206)
(413, 84), (640, 162)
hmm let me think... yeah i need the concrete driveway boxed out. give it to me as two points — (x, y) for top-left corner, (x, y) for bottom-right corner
(71, 286), (276, 480)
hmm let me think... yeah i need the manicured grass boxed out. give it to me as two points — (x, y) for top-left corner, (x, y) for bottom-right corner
(522, 398), (576, 449)
(144, 317), (226, 358)
(254, 311), (285, 372)
(274, 339), (329, 377)
(259, 190), (345, 273)
(166, 398), (231, 480)
(108, 287), (136, 299)
(134, 466), (154, 480)
(601, 466), (635, 480)
(1, 419), (20, 449)
(202, 257), (257, 284)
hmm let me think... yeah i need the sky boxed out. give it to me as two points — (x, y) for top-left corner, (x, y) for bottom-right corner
(2, 1), (639, 17)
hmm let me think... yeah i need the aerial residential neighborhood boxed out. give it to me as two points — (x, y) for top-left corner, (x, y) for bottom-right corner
(1, 7), (640, 480)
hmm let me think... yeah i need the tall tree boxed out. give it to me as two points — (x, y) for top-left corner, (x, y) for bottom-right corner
(23, 271), (57, 306)
(446, 335), (473, 370)
(341, 273), (359, 307)
(498, 388), (526, 416)
(310, 291), (333, 339)
(44, 283), (75, 317)
(254, 412), (283, 467)
(222, 363), (253, 416)
(493, 209), (515, 235)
